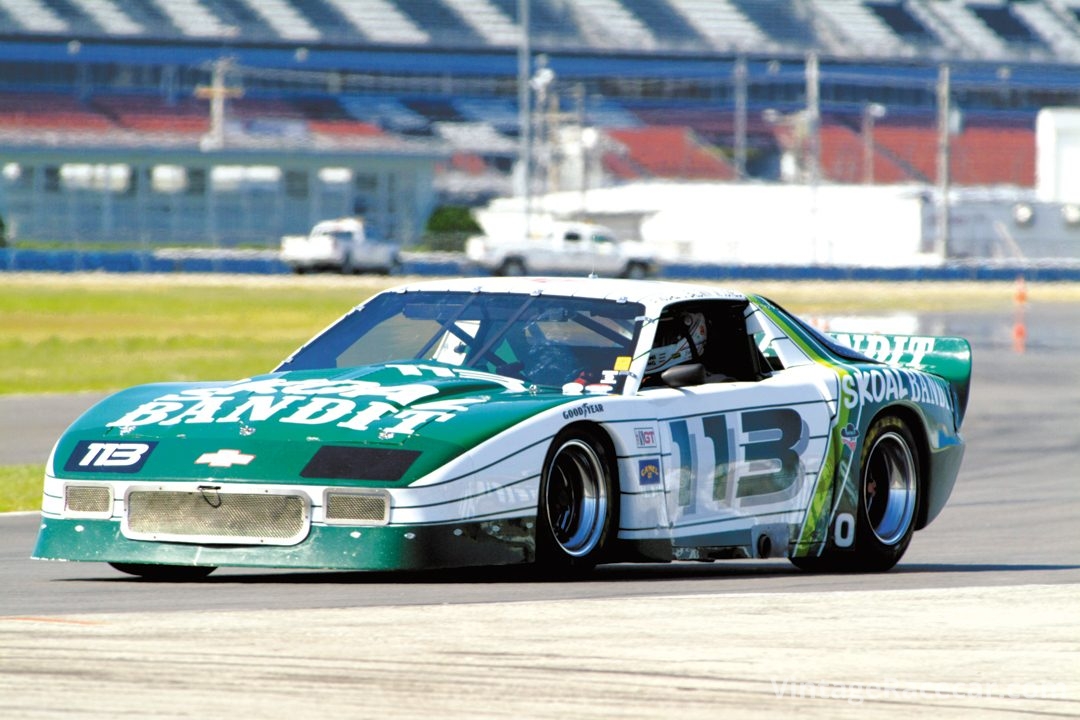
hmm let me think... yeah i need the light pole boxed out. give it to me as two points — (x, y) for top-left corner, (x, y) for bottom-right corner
(861, 102), (886, 184)
(530, 58), (555, 199)
(517, 0), (531, 240)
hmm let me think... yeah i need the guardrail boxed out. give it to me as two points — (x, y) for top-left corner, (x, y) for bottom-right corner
(3, 248), (1080, 281)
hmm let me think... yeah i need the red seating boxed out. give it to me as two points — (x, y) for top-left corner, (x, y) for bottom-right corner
(953, 127), (1034, 186)
(818, 124), (911, 184)
(606, 126), (736, 180)
(0, 92), (115, 130)
(307, 119), (384, 136)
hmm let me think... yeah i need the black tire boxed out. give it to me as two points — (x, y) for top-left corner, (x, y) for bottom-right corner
(497, 258), (527, 276)
(535, 427), (618, 574)
(792, 415), (920, 573)
(109, 563), (217, 581)
(340, 253), (356, 275)
(622, 262), (648, 279)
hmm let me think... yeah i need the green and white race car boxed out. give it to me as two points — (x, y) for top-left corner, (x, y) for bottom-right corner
(34, 277), (971, 579)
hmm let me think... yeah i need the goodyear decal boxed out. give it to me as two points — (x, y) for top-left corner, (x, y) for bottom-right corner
(561, 401), (605, 421)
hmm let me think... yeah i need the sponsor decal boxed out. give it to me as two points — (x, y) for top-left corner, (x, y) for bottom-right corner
(638, 458), (661, 485)
(613, 356), (632, 372)
(196, 449), (255, 468)
(64, 441), (156, 473)
(105, 374), (491, 437)
(561, 401), (605, 421)
(840, 367), (951, 411)
(840, 423), (859, 452)
(634, 427), (657, 449)
(832, 333), (936, 367)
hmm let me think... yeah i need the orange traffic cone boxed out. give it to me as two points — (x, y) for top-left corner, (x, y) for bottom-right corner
(1014, 275), (1028, 305)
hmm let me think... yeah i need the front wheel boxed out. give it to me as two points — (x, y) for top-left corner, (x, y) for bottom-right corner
(535, 427), (618, 574)
(110, 563), (217, 581)
(792, 415), (920, 573)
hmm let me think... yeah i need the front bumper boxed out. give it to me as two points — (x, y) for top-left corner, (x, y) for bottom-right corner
(33, 516), (536, 571)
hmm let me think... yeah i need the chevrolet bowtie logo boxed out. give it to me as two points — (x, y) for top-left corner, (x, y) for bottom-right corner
(196, 449), (255, 468)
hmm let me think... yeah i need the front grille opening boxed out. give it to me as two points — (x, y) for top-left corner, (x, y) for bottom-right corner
(124, 489), (309, 545)
(65, 485), (112, 516)
(324, 491), (390, 525)
(301, 446), (420, 481)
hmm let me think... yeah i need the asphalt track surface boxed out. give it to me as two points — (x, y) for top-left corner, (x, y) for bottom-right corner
(1, 302), (1078, 718)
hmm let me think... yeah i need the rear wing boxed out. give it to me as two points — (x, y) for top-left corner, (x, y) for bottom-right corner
(828, 332), (973, 423)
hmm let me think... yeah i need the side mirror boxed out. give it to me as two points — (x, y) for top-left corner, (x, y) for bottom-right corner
(660, 363), (706, 388)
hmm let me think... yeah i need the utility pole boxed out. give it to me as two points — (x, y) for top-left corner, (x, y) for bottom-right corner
(517, 0), (531, 241)
(733, 56), (747, 178)
(805, 52), (822, 261)
(936, 64), (952, 260)
(195, 57), (243, 151)
(804, 52), (820, 185)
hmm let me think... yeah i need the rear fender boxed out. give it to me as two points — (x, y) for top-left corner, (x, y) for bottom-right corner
(829, 332), (973, 425)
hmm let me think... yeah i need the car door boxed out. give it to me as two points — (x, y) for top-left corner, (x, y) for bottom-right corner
(650, 372), (834, 546)
(637, 301), (837, 549)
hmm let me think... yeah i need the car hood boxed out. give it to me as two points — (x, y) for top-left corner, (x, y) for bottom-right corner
(52, 363), (582, 487)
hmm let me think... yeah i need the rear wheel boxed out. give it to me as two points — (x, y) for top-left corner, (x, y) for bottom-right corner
(855, 416), (919, 570)
(110, 563), (217, 581)
(497, 258), (527, 276)
(535, 427), (618, 574)
(792, 415), (920, 573)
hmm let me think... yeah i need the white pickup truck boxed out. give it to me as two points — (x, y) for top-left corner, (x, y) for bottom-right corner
(280, 217), (401, 274)
(465, 221), (657, 278)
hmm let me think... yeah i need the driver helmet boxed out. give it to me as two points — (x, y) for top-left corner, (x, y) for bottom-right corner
(645, 311), (707, 373)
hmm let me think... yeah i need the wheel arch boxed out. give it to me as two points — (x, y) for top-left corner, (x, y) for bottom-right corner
(868, 403), (932, 530)
(496, 256), (527, 275)
(553, 420), (620, 482)
(537, 419), (623, 568)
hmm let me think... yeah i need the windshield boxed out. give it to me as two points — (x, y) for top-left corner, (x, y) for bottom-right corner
(277, 291), (645, 392)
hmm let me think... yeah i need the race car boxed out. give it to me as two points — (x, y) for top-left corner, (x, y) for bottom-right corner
(34, 277), (971, 579)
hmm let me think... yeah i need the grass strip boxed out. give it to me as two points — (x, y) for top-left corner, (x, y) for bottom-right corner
(0, 465), (44, 513)
(4, 273), (1077, 394)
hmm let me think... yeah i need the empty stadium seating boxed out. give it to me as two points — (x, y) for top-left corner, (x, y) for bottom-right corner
(0, 0), (1060, 196)
(606, 127), (737, 180)
(0, 0), (1078, 61)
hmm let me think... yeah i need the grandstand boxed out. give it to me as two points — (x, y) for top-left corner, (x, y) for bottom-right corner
(1, 0), (1079, 249)
(0, 0), (1078, 59)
